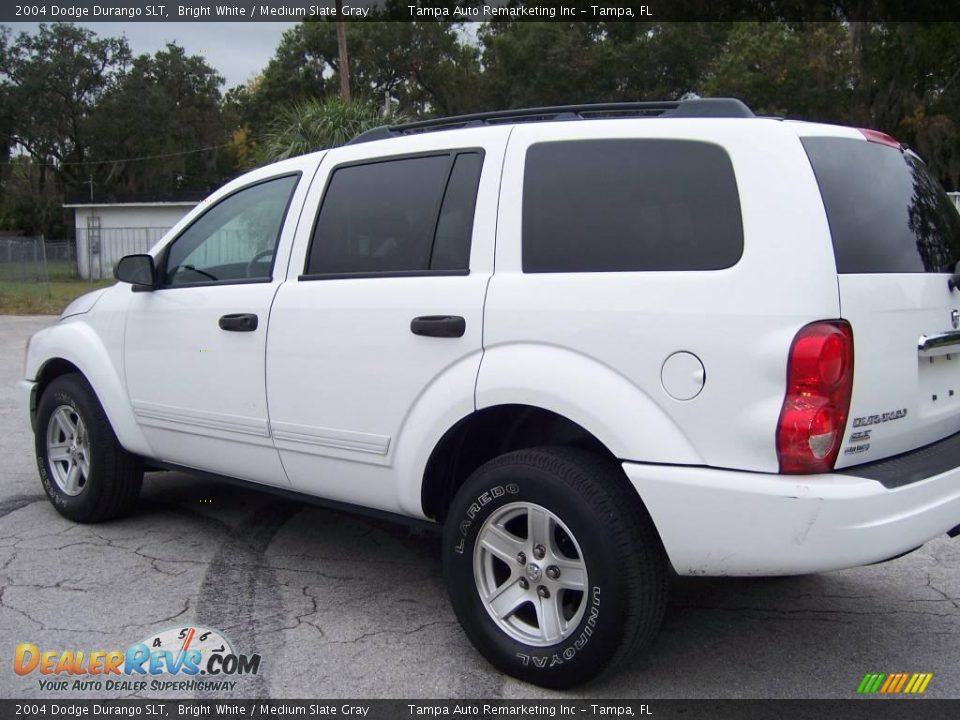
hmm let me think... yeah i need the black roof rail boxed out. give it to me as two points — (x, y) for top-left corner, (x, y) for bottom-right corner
(348, 98), (754, 146)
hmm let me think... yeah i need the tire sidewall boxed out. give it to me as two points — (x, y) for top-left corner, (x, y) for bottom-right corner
(443, 459), (636, 686)
(35, 377), (106, 518)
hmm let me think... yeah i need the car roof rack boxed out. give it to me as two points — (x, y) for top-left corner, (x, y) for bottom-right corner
(348, 98), (754, 145)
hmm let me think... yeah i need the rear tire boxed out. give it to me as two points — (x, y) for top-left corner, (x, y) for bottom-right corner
(442, 446), (667, 688)
(35, 374), (143, 523)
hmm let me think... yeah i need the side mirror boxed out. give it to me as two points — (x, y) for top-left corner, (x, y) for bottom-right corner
(115, 254), (156, 289)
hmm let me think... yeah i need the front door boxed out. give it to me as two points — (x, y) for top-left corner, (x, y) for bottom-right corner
(124, 172), (303, 486)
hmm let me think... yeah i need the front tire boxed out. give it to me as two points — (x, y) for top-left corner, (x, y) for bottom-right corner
(442, 447), (667, 688)
(35, 374), (143, 523)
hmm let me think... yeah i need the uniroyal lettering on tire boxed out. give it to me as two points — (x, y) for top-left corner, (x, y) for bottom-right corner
(442, 446), (667, 690)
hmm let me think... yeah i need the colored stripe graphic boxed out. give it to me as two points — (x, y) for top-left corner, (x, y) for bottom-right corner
(857, 672), (932, 694)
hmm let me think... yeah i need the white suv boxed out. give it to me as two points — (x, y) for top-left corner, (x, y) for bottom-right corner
(17, 99), (960, 688)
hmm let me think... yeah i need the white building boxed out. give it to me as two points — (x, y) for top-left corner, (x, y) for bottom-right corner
(64, 201), (198, 279)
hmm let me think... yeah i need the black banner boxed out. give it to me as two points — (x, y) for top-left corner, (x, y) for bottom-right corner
(2, 700), (959, 720)
(3, 0), (960, 23)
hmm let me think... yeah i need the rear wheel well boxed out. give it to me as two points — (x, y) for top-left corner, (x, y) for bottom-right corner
(421, 405), (620, 522)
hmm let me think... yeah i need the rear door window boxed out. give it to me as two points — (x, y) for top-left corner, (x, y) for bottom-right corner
(802, 137), (960, 273)
(305, 150), (482, 277)
(521, 139), (743, 273)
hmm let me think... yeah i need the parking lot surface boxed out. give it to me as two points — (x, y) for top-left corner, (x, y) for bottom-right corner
(1, 315), (958, 699)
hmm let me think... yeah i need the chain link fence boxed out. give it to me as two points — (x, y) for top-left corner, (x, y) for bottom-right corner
(0, 237), (77, 283)
(76, 227), (168, 280)
(0, 236), (105, 314)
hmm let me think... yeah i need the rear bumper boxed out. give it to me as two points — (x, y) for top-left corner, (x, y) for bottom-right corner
(624, 460), (960, 576)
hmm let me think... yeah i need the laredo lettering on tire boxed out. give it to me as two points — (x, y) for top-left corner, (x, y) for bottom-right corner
(442, 446), (668, 689)
(35, 374), (143, 523)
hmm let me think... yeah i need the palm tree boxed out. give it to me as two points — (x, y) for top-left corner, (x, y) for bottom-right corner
(258, 97), (401, 162)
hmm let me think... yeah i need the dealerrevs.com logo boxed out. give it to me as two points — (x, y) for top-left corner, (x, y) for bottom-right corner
(14, 625), (261, 693)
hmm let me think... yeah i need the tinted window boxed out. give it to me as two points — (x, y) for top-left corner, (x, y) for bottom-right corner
(431, 153), (482, 271)
(308, 154), (467, 276)
(802, 137), (960, 273)
(522, 140), (743, 273)
(164, 174), (298, 286)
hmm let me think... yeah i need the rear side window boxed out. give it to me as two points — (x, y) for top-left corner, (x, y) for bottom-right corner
(432, 153), (483, 271)
(802, 137), (960, 273)
(522, 139), (743, 273)
(306, 151), (482, 277)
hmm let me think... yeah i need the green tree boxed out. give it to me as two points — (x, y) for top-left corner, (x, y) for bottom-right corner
(235, 20), (479, 141)
(479, 22), (732, 109)
(480, 23), (607, 108)
(602, 22), (733, 101)
(4, 23), (131, 192)
(258, 97), (397, 162)
(849, 23), (960, 188)
(702, 23), (855, 122)
(0, 27), (14, 208)
(88, 43), (230, 199)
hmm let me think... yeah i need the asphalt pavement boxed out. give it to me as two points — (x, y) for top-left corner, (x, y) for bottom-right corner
(1, 315), (958, 700)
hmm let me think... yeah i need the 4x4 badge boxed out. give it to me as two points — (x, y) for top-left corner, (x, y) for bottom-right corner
(952, 309), (959, 329)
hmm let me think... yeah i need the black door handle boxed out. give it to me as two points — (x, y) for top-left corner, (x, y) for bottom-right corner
(410, 315), (466, 338)
(219, 313), (258, 332)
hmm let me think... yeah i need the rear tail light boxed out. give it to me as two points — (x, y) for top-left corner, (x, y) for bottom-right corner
(776, 321), (854, 474)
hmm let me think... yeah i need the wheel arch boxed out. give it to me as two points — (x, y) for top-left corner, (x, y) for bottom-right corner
(421, 404), (622, 522)
(27, 323), (152, 457)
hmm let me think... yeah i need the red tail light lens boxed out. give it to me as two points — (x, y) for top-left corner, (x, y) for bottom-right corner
(858, 128), (902, 150)
(777, 321), (854, 473)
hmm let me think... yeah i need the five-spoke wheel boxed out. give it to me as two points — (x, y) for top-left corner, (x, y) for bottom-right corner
(35, 374), (142, 523)
(45, 405), (91, 496)
(443, 446), (668, 689)
(474, 501), (589, 646)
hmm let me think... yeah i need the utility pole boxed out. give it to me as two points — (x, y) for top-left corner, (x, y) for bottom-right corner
(335, 0), (351, 103)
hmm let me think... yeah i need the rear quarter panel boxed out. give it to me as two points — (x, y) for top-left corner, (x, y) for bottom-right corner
(480, 119), (841, 472)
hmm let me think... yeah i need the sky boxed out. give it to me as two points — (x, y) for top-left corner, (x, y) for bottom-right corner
(5, 22), (299, 89)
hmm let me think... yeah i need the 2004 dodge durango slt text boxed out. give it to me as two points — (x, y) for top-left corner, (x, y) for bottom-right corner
(16, 98), (960, 688)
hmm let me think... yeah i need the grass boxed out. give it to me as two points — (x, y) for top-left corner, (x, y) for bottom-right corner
(0, 279), (115, 315)
(0, 260), (79, 283)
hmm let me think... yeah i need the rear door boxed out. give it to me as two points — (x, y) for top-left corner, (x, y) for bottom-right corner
(265, 131), (504, 514)
(801, 130), (960, 466)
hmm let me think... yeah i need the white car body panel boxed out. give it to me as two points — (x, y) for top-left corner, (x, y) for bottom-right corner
(120, 154), (322, 487)
(267, 128), (508, 515)
(480, 119), (840, 473)
(788, 123), (960, 468)
(626, 460), (960, 576)
(23, 287), (152, 456)
(60, 286), (110, 319)
(833, 274), (960, 467)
